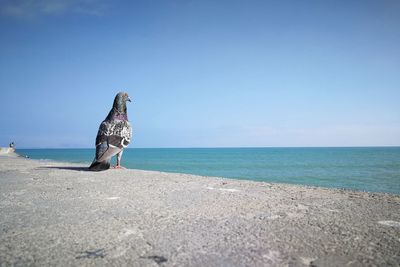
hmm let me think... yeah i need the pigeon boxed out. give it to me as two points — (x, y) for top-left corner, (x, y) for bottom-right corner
(89, 92), (132, 171)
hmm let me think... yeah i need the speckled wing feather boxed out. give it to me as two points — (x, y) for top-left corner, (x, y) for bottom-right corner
(89, 119), (132, 171)
(96, 120), (132, 160)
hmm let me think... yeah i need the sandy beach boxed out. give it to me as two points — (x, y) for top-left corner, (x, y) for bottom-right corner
(0, 156), (399, 266)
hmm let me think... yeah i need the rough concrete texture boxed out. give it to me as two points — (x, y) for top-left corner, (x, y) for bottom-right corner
(0, 156), (399, 266)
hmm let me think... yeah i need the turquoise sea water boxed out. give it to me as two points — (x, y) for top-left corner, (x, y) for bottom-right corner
(17, 147), (400, 195)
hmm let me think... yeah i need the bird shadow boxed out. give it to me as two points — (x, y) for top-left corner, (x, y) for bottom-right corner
(38, 166), (90, 172)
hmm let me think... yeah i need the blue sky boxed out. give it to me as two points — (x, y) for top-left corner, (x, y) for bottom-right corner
(0, 0), (399, 148)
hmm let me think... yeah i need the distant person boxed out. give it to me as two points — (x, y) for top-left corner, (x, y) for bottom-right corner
(9, 142), (15, 148)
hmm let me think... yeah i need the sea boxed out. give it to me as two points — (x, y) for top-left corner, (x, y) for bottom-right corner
(17, 147), (400, 195)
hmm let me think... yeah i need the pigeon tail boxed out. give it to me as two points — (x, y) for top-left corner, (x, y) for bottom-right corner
(89, 160), (111, 171)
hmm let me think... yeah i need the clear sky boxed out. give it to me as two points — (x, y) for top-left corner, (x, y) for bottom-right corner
(0, 0), (399, 148)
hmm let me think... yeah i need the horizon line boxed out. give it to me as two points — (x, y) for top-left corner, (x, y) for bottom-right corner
(15, 145), (400, 149)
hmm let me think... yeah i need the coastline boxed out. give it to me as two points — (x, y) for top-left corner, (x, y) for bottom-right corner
(0, 156), (399, 266)
(16, 147), (400, 195)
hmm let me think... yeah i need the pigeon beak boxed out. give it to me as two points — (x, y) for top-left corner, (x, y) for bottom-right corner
(127, 97), (132, 102)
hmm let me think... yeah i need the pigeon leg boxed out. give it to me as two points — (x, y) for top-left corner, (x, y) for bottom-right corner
(114, 151), (126, 169)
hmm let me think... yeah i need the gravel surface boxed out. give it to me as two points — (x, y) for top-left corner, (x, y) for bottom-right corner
(0, 156), (399, 266)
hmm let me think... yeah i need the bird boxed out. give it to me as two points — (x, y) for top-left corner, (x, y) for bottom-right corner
(89, 92), (132, 171)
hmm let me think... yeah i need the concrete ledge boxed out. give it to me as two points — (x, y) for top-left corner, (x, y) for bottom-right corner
(0, 147), (19, 157)
(0, 157), (399, 266)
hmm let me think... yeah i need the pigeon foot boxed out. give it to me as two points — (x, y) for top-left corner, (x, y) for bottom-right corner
(112, 165), (126, 169)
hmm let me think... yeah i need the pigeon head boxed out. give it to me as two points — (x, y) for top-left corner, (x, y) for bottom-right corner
(112, 92), (131, 113)
(106, 92), (131, 121)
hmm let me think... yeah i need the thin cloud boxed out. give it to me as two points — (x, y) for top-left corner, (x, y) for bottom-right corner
(0, 0), (109, 18)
